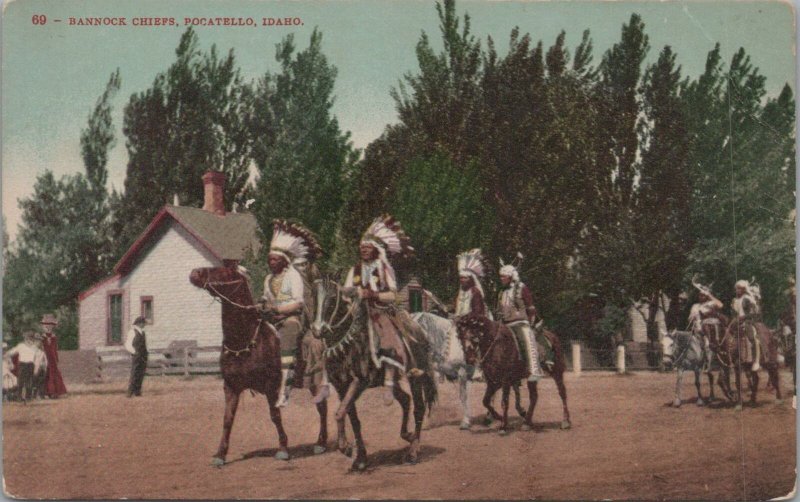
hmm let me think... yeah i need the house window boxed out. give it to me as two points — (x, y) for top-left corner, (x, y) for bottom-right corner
(140, 296), (154, 324)
(107, 292), (124, 345)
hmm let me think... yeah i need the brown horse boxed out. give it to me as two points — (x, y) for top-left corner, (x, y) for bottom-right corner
(717, 317), (782, 409)
(317, 277), (437, 471)
(457, 316), (570, 434)
(189, 265), (328, 466)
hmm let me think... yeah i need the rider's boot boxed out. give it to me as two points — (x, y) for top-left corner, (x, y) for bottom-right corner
(276, 369), (292, 408)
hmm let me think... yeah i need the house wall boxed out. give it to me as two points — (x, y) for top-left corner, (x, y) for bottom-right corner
(627, 296), (669, 343)
(78, 276), (123, 350)
(79, 220), (225, 350)
(119, 221), (223, 349)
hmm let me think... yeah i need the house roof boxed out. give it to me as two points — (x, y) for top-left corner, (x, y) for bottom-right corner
(114, 205), (261, 274)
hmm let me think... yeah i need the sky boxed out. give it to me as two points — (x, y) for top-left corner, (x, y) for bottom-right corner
(1, 0), (796, 241)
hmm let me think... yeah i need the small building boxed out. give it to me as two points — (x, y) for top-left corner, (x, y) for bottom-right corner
(78, 172), (260, 350)
(397, 276), (429, 313)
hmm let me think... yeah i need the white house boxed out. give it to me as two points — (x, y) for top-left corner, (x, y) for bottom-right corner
(78, 171), (260, 350)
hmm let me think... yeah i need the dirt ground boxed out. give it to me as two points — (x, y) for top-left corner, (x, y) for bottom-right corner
(3, 370), (795, 500)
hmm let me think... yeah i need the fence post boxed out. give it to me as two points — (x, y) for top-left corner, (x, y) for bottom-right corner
(616, 344), (626, 374)
(183, 347), (189, 377)
(571, 340), (582, 375)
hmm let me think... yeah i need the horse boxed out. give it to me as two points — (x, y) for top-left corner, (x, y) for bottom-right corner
(315, 277), (437, 471)
(456, 315), (570, 434)
(189, 265), (329, 466)
(717, 318), (782, 409)
(412, 312), (473, 430)
(661, 330), (720, 407)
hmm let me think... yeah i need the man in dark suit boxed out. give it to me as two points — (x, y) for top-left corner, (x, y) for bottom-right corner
(125, 316), (148, 397)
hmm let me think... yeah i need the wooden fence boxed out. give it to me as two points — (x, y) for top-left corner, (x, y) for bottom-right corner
(95, 346), (221, 381)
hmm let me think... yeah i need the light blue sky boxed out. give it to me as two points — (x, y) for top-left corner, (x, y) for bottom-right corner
(2, 0), (796, 241)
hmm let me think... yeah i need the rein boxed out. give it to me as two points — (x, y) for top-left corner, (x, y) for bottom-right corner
(205, 279), (258, 311)
(222, 322), (265, 357)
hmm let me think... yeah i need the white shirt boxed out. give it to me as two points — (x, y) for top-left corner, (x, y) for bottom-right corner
(689, 301), (719, 331)
(732, 294), (758, 318)
(262, 266), (305, 307)
(125, 326), (143, 355)
(344, 260), (397, 292)
(7, 342), (38, 363)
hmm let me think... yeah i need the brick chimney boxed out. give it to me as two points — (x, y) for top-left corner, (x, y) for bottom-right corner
(202, 171), (226, 216)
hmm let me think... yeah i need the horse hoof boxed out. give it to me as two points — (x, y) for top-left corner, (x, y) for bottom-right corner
(775, 399), (784, 405)
(351, 460), (367, 472)
(342, 445), (353, 458)
(313, 445), (327, 455)
(274, 450), (290, 461)
(211, 457), (225, 468)
(498, 429), (509, 436)
(673, 400), (682, 408)
(459, 421), (471, 431)
(734, 404), (743, 411)
(696, 400), (705, 407)
(404, 454), (418, 465)
(560, 420), (571, 430)
(520, 424), (532, 432)
(483, 416), (494, 426)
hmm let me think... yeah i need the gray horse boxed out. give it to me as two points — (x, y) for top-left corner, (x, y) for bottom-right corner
(661, 330), (716, 407)
(412, 312), (474, 430)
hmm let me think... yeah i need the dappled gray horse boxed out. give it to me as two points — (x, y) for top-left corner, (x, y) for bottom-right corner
(661, 330), (715, 407)
(412, 312), (473, 430)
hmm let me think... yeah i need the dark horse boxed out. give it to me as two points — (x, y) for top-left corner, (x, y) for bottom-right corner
(189, 265), (328, 466)
(716, 317), (783, 409)
(315, 277), (437, 471)
(456, 316), (570, 434)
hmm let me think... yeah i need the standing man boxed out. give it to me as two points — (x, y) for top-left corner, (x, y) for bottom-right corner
(260, 220), (319, 408)
(687, 281), (724, 372)
(40, 314), (67, 398)
(125, 316), (148, 397)
(6, 332), (38, 401)
(496, 259), (544, 380)
(731, 279), (761, 371)
(343, 215), (416, 406)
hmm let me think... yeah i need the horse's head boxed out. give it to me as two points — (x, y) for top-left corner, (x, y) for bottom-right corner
(456, 315), (491, 366)
(661, 330), (678, 370)
(312, 273), (350, 342)
(189, 265), (253, 305)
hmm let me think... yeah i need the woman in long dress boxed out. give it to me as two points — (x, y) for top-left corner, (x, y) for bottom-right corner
(40, 314), (67, 398)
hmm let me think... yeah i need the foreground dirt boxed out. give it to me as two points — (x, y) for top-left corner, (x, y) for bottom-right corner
(3, 371), (795, 500)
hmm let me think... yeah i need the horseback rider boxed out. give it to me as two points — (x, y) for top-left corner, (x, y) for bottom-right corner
(495, 259), (545, 380)
(260, 220), (321, 407)
(343, 215), (417, 406)
(687, 280), (724, 372)
(731, 279), (762, 372)
(454, 249), (491, 320)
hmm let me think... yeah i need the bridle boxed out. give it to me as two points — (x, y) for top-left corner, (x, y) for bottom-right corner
(204, 278), (257, 311)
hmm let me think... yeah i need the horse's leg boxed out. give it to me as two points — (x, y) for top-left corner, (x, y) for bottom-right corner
(314, 395), (328, 454)
(749, 369), (759, 404)
(406, 378), (427, 464)
(212, 383), (240, 467)
(458, 370), (471, 430)
(555, 372), (571, 429)
(266, 380), (290, 460)
(770, 365), (783, 403)
(393, 384), (413, 443)
(720, 367), (733, 401)
(347, 392), (368, 472)
(335, 376), (361, 422)
(673, 369), (683, 408)
(513, 382), (526, 418)
(498, 383), (511, 435)
(521, 381), (538, 431)
(694, 369), (705, 406)
(483, 382), (501, 424)
(707, 372), (716, 401)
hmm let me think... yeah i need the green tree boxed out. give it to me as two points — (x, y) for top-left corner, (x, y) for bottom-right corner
(250, 29), (356, 255)
(114, 28), (253, 254)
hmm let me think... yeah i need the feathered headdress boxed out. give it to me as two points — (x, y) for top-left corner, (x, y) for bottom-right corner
(457, 248), (488, 298)
(360, 215), (414, 259)
(735, 278), (761, 303)
(691, 275), (714, 298)
(269, 220), (322, 264)
(498, 252), (524, 283)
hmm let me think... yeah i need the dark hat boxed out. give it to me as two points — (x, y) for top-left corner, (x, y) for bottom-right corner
(40, 314), (58, 326)
(133, 316), (147, 325)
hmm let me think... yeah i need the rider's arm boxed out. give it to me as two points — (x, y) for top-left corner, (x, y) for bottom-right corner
(274, 270), (304, 315)
(521, 285), (537, 322)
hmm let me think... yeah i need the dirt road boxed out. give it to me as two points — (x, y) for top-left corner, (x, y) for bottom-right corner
(3, 371), (795, 500)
